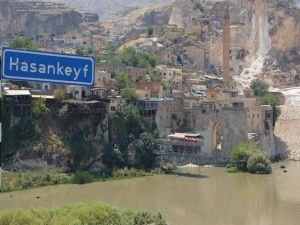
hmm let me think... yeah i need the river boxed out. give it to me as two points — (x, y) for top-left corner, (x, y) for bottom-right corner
(0, 162), (300, 225)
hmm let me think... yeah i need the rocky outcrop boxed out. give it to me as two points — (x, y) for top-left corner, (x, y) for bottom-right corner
(106, 0), (299, 89)
(275, 105), (300, 160)
(0, 0), (101, 45)
(47, 0), (175, 20)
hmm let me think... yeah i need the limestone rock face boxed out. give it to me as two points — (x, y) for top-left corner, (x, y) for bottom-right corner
(0, 0), (99, 42)
(45, 0), (175, 20)
(107, 0), (299, 88)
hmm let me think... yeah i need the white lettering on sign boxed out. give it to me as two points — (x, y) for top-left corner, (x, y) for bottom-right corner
(9, 57), (90, 81)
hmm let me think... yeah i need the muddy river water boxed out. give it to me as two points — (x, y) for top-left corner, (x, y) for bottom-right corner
(0, 162), (300, 225)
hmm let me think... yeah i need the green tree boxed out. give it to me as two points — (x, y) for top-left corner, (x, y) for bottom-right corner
(67, 131), (97, 170)
(147, 26), (154, 36)
(115, 71), (129, 90)
(32, 98), (49, 119)
(229, 142), (272, 174)
(134, 132), (157, 169)
(102, 143), (126, 168)
(124, 104), (145, 140)
(121, 88), (138, 104)
(247, 153), (272, 174)
(10, 37), (37, 50)
(250, 79), (269, 97)
(120, 47), (139, 67)
(149, 69), (161, 82)
(97, 43), (118, 62)
(230, 142), (259, 172)
(262, 94), (281, 126)
(76, 46), (93, 56)
(58, 104), (69, 120)
(119, 47), (157, 68)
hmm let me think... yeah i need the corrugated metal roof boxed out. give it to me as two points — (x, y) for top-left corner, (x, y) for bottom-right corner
(5, 90), (31, 96)
(32, 95), (55, 99)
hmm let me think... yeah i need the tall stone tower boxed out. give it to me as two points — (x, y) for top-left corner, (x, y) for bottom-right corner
(222, 5), (231, 88)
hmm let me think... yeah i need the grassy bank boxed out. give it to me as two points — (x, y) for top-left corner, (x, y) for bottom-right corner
(0, 202), (167, 225)
(0, 168), (154, 193)
(0, 170), (70, 193)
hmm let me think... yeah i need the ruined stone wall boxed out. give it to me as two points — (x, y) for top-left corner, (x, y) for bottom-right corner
(156, 98), (184, 138)
(187, 108), (248, 156)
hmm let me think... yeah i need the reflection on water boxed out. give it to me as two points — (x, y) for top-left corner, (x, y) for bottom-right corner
(0, 162), (300, 225)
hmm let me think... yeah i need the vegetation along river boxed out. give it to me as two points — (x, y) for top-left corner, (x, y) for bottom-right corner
(0, 162), (300, 225)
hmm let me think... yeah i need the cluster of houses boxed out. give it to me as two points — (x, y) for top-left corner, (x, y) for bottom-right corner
(0, 5), (278, 165)
(0, 53), (275, 164)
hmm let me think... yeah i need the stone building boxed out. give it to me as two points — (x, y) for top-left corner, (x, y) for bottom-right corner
(247, 105), (273, 133)
(4, 90), (32, 126)
(94, 70), (112, 89)
(30, 82), (67, 93)
(108, 96), (126, 114)
(156, 65), (183, 90)
(155, 98), (184, 138)
(68, 86), (91, 100)
(136, 82), (164, 98)
(156, 104), (249, 165)
(126, 67), (149, 86)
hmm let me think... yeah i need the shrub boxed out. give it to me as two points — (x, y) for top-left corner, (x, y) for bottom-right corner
(0, 170), (70, 193)
(121, 88), (138, 104)
(247, 153), (272, 174)
(58, 104), (69, 120)
(32, 98), (49, 119)
(163, 162), (177, 174)
(10, 37), (37, 50)
(250, 79), (269, 97)
(0, 203), (167, 225)
(147, 26), (154, 36)
(112, 168), (148, 178)
(226, 166), (240, 173)
(230, 143), (259, 171)
(262, 94), (281, 126)
(71, 171), (95, 184)
(229, 142), (272, 174)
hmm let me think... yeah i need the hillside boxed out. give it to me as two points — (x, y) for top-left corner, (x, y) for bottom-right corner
(44, 0), (175, 20)
(106, 0), (300, 89)
(0, 0), (101, 34)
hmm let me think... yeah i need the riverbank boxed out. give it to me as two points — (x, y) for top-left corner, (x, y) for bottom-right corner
(0, 168), (153, 193)
(0, 202), (167, 225)
(1, 161), (300, 225)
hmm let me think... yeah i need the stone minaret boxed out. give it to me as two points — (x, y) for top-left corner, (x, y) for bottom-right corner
(223, 5), (231, 88)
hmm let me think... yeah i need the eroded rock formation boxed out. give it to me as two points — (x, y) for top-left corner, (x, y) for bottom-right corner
(0, 0), (102, 47)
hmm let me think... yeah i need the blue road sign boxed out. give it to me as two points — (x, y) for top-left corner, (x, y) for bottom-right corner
(1, 48), (95, 86)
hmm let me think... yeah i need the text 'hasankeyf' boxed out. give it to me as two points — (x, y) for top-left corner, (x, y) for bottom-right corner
(9, 57), (90, 81)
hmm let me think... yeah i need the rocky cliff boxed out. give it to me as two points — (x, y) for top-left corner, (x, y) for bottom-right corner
(0, 0), (101, 46)
(46, 0), (175, 20)
(108, 0), (299, 88)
